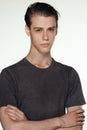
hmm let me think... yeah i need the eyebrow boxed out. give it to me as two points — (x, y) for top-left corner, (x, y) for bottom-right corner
(33, 26), (56, 29)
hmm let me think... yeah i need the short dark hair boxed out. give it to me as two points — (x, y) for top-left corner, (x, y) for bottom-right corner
(24, 2), (60, 28)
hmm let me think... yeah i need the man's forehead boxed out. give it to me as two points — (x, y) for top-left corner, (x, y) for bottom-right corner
(33, 26), (56, 29)
(31, 15), (56, 25)
(31, 14), (56, 22)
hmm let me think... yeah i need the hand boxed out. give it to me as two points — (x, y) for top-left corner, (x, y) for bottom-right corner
(59, 109), (85, 128)
(5, 105), (27, 121)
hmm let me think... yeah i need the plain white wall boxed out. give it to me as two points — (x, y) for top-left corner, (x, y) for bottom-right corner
(0, 0), (87, 129)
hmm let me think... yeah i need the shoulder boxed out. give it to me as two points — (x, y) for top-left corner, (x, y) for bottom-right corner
(0, 58), (26, 77)
(53, 59), (80, 78)
(53, 59), (75, 72)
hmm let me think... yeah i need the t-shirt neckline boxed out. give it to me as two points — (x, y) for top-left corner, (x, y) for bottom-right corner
(23, 57), (55, 71)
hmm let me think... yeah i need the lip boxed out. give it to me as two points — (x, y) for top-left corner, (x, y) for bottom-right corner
(40, 43), (49, 48)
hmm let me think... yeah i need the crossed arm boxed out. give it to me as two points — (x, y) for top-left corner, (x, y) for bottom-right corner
(0, 105), (85, 130)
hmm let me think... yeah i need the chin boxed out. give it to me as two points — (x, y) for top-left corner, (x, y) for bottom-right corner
(40, 50), (50, 55)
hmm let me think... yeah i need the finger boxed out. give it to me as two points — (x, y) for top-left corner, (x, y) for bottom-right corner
(7, 105), (20, 112)
(6, 105), (22, 117)
(7, 110), (24, 121)
(8, 115), (17, 121)
(7, 105), (24, 116)
(7, 105), (17, 110)
(78, 113), (85, 118)
(76, 109), (84, 114)
(7, 109), (22, 119)
(7, 108), (27, 121)
(78, 116), (85, 122)
(7, 111), (18, 121)
(6, 105), (27, 120)
(5, 107), (21, 119)
(5, 108), (18, 116)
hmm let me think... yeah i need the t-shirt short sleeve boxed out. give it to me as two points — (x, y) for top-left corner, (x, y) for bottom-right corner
(0, 68), (17, 107)
(65, 67), (86, 107)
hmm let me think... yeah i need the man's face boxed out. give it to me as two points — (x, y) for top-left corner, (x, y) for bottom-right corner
(27, 15), (57, 54)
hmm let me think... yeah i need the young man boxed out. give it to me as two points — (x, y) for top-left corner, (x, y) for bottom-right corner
(0, 2), (85, 130)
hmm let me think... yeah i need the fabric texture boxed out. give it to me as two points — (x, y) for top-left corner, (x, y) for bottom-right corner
(0, 58), (85, 120)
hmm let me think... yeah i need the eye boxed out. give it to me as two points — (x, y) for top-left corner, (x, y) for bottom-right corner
(48, 28), (55, 32)
(36, 29), (41, 31)
(35, 28), (42, 32)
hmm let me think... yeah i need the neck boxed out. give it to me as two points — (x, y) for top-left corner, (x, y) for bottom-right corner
(26, 52), (52, 68)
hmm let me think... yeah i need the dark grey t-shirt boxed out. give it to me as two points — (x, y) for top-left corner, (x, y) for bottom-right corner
(0, 58), (85, 120)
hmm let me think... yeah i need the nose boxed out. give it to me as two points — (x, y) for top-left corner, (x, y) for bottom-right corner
(43, 31), (49, 41)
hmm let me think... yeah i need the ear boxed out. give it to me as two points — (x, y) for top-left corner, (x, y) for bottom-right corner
(25, 25), (30, 36)
(55, 27), (58, 35)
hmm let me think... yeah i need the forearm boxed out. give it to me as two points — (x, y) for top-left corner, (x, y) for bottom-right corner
(56, 126), (83, 130)
(1, 105), (84, 130)
(0, 106), (62, 130)
(12, 117), (62, 130)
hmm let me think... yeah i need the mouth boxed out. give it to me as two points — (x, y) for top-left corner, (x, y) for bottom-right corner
(40, 43), (49, 48)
